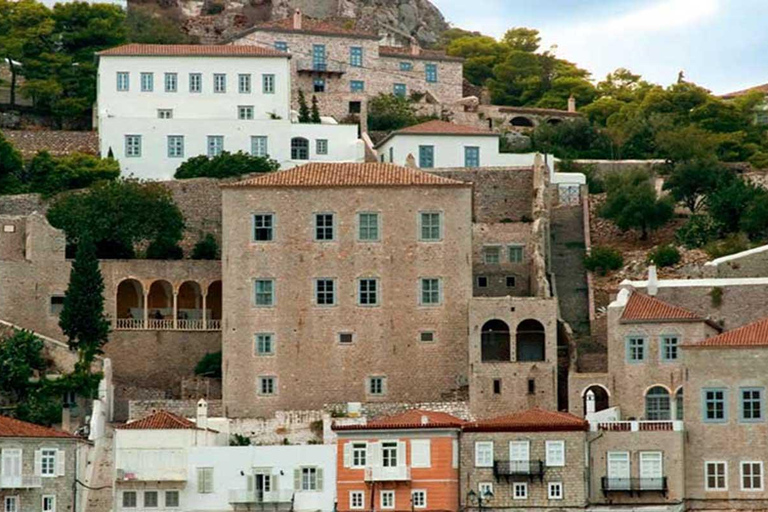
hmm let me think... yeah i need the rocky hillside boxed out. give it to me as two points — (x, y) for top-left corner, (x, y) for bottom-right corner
(135, 0), (450, 46)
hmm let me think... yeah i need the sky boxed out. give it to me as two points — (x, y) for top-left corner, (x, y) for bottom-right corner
(429, 0), (768, 95)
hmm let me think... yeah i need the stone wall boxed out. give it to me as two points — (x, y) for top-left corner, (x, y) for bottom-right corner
(567, 159), (666, 178)
(472, 223), (532, 297)
(703, 245), (768, 278)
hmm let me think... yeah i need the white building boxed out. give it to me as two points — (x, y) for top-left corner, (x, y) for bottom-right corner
(96, 44), (364, 181)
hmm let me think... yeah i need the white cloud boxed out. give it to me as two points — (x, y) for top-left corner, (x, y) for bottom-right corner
(565, 0), (719, 35)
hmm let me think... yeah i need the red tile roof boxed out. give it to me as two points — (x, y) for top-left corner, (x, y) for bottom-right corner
(463, 409), (588, 433)
(374, 120), (496, 148)
(379, 46), (463, 63)
(721, 83), (768, 99)
(333, 410), (465, 431)
(117, 410), (202, 430)
(620, 292), (705, 324)
(238, 16), (378, 40)
(1, 130), (99, 158)
(97, 44), (289, 58)
(224, 163), (469, 188)
(497, 106), (580, 117)
(0, 416), (76, 439)
(687, 317), (768, 348)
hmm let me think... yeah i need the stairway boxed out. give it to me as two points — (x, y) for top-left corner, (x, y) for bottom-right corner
(551, 204), (590, 339)
(83, 425), (115, 512)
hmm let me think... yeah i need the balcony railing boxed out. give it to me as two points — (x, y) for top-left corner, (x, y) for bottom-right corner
(229, 489), (294, 504)
(592, 421), (683, 432)
(116, 467), (187, 482)
(602, 477), (668, 496)
(493, 460), (545, 481)
(295, 58), (347, 74)
(364, 466), (411, 482)
(0, 475), (42, 489)
(114, 318), (221, 331)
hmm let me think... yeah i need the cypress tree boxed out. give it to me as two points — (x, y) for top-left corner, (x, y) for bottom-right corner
(311, 95), (322, 124)
(298, 90), (311, 123)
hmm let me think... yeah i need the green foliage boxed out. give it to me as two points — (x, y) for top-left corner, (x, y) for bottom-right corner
(25, 151), (119, 196)
(530, 117), (611, 159)
(502, 27), (541, 52)
(583, 246), (624, 276)
(298, 90), (311, 123)
(0, 132), (24, 193)
(558, 160), (604, 194)
(174, 151), (279, 180)
(311, 95), (321, 124)
(676, 214), (722, 249)
(740, 192), (768, 240)
(647, 245), (681, 267)
(600, 170), (674, 239)
(126, 6), (197, 44)
(191, 234), (219, 260)
(367, 93), (419, 132)
(706, 173), (763, 234)
(194, 351), (222, 379)
(47, 178), (184, 259)
(230, 434), (251, 446)
(662, 157), (723, 212)
(0, 330), (45, 402)
(710, 287), (723, 308)
(145, 239), (184, 260)
(704, 233), (751, 259)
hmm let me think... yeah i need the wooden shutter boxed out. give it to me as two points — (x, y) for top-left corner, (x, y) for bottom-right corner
(34, 450), (42, 477)
(57, 449), (66, 476)
(397, 441), (406, 467)
(343, 443), (352, 468)
(294, 469), (301, 490)
(316, 468), (324, 490)
(197, 468), (206, 493)
(452, 439), (459, 469)
(369, 442), (381, 467)
(411, 440), (431, 468)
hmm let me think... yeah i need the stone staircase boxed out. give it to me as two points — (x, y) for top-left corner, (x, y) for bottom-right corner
(83, 425), (115, 512)
(551, 204), (590, 339)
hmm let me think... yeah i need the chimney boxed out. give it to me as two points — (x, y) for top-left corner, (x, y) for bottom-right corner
(292, 8), (302, 30)
(421, 415), (429, 425)
(647, 265), (658, 296)
(585, 390), (596, 416)
(409, 37), (421, 56)
(196, 399), (208, 431)
(567, 94), (576, 113)
(405, 153), (417, 168)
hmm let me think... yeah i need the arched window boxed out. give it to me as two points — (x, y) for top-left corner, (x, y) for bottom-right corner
(516, 319), (545, 362)
(675, 388), (684, 420)
(481, 320), (510, 362)
(645, 386), (671, 420)
(510, 116), (534, 128)
(116, 279), (144, 322)
(583, 385), (610, 415)
(291, 137), (309, 160)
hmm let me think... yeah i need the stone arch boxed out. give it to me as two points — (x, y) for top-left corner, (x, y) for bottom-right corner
(207, 280), (222, 322)
(481, 319), (510, 362)
(291, 137), (309, 160)
(116, 279), (144, 320)
(177, 281), (203, 321)
(516, 319), (545, 362)
(546, 118), (563, 126)
(582, 384), (610, 415)
(675, 387), (684, 420)
(645, 385), (671, 420)
(510, 116), (535, 128)
(147, 280), (173, 319)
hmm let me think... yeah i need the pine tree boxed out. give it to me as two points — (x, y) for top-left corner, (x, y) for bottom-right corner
(311, 95), (321, 124)
(298, 90), (311, 123)
(59, 237), (110, 371)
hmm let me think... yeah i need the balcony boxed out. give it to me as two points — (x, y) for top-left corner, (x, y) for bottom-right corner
(0, 475), (41, 489)
(295, 58), (347, 75)
(493, 460), (545, 482)
(364, 466), (411, 482)
(229, 489), (294, 505)
(114, 318), (221, 331)
(116, 467), (187, 482)
(601, 477), (668, 496)
(592, 421), (683, 432)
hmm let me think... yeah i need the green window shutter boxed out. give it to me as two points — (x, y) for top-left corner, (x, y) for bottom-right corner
(316, 468), (324, 490)
(294, 468), (301, 490)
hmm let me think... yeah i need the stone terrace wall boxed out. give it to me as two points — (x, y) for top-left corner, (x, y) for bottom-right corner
(703, 246), (768, 278)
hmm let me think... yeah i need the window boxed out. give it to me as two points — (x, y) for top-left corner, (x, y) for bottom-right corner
(140, 72), (153, 92)
(465, 146), (480, 167)
(117, 71), (129, 91)
(742, 462), (763, 491)
(411, 490), (426, 509)
(258, 376), (276, 395)
(167, 135), (184, 158)
(349, 101), (362, 114)
(238, 105), (254, 120)
(420, 331), (435, 343)
(251, 136), (268, 157)
(475, 441), (493, 467)
(165, 491), (179, 508)
(301, 467), (320, 491)
(512, 482), (528, 500)
(506, 276), (516, 288)
(41, 449), (57, 476)
(253, 213), (274, 241)
(50, 296), (65, 316)
(123, 491), (137, 507)
(42, 495), (55, 512)
(548, 482), (563, 500)
(189, 73), (202, 93)
(3, 497), (17, 512)
(493, 379), (501, 394)
(164, 72), (177, 92)
(400, 62), (413, 71)
(214, 73), (226, 93)
(425, 63), (438, 83)
(291, 137), (309, 160)
(263, 74), (275, 94)
(350, 46), (363, 67)
(661, 335), (680, 361)
(394, 83), (407, 97)
(125, 135), (141, 157)
(483, 246), (501, 264)
(626, 336), (646, 362)
(368, 376), (385, 395)
(477, 276), (488, 288)
(509, 245), (524, 263)
(645, 386), (671, 420)
(350, 491), (364, 510)
(352, 442), (367, 467)
(418, 145), (434, 168)
(358, 278), (379, 306)
(207, 135), (224, 157)
(239, 73), (251, 93)
(143, 491), (158, 508)
(639, 452), (664, 492)
(255, 333), (274, 356)
(315, 279), (336, 306)
(157, 109), (173, 119)
(479, 482), (493, 498)
(420, 212), (442, 241)
(411, 439), (431, 468)
(275, 41), (288, 52)
(313, 44), (327, 70)
(316, 139), (328, 155)
(528, 378), (536, 394)
(381, 490), (394, 509)
(420, 278), (441, 306)
(741, 387), (764, 422)
(315, 213), (334, 241)
(703, 388), (727, 422)
(350, 80), (365, 93)
(358, 213), (380, 241)
(607, 452), (630, 487)
(545, 441), (565, 467)
(254, 279), (275, 306)
(338, 333), (354, 344)
(197, 467), (214, 493)
(706, 461), (727, 491)
(676, 388), (684, 420)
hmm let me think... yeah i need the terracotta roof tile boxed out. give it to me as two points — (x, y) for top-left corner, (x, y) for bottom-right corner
(333, 410), (465, 431)
(224, 163), (469, 188)
(379, 46), (463, 63)
(241, 16), (378, 40)
(687, 317), (768, 348)
(497, 106), (580, 117)
(117, 410), (202, 430)
(463, 409), (588, 433)
(721, 83), (768, 99)
(97, 44), (288, 58)
(1, 130), (99, 158)
(0, 416), (76, 439)
(374, 120), (496, 148)
(620, 292), (704, 323)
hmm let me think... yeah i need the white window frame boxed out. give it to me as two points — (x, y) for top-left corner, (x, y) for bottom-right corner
(238, 105), (255, 120)
(263, 74), (275, 94)
(357, 212), (381, 242)
(705, 461), (728, 491)
(238, 73), (251, 93)
(189, 73), (202, 93)
(420, 331), (435, 343)
(40, 448), (57, 477)
(357, 278), (379, 307)
(380, 490), (395, 510)
(167, 135), (184, 158)
(314, 278), (336, 307)
(300, 466), (319, 491)
(213, 73), (226, 93)
(351, 442), (367, 468)
(197, 467), (214, 494)
(411, 490), (427, 509)
(252, 213), (275, 242)
(143, 490), (158, 509)
(255, 332), (275, 356)
(545, 440), (565, 467)
(741, 461), (764, 491)
(474, 441), (493, 468)
(419, 277), (442, 306)
(316, 139), (329, 155)
(314, 213), (335, 241)
(164, 490), (180, 508)
(419, 211), (443, 242)
(253, 279), (275, 307)
(547, 482), (563, 500)
(125, 135), (141, 158)
(512, 482), (528, 500)
(3, 496), (18, 512)
(367, 376), (386, 396)
(258, 376), (277, 396)
(123, 490), (138, 507)
(116, 71), (129, 91)
(140, 72), (153, 92)
(207, 135), (224, 157)
(164, 72), (177, 93)
(478, 482), (493, 498)
(251, 136), (268, 157)
(42, 495), (56, 512)
(349, 491), (364, 510)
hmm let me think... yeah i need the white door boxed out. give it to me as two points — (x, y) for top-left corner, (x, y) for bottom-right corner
(639, 452), (663, 490)
(607, 452), (630, 490)
(2, 449), (22, 487)
(509, 441), (530, 473)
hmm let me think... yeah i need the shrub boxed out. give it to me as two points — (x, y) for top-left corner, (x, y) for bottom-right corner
(230, 434), (251, 446)
(145, 239), (183, 260)
(194, 351), (222, 378)
(704, 233), (750, 259)
(647, 245), (681, 267)
(174, 152), (279, 180)
(367, 93), (419, 132)
(26, 151), (120, 196)
(676, 214), (722, 249)
(583, 246), (624, 276)
(191, 234), (219, 260)
(600, 170), (674, 239)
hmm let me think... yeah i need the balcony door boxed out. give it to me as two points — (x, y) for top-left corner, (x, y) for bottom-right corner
(2, 449), (21, 487)
(607, 451), (630, 490)
(509, 441), (530, 473)
(639, 452), (663, 490)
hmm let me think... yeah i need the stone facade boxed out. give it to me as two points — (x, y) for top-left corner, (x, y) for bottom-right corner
(703, 244), (768, 278)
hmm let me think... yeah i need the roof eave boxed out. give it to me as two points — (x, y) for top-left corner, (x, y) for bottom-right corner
(374, 131), (497, 149)
(238, 25), (380, 41)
